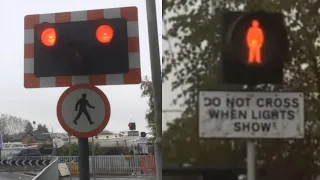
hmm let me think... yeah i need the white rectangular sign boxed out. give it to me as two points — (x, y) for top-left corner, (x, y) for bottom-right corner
(198, 91), (304, 138)
(58, 163), (70, 177)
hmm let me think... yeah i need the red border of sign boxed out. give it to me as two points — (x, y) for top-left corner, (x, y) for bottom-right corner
(57, 84), (111, 138)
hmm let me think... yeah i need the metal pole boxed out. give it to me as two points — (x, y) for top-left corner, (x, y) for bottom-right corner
(69, 134), (72, 180)
(33, 123), (35, 143)
(145, 1), (162, 180)
(132, 129), (136, 176)
(247, 140), (256, 180)
(78, 138), (90, 180)
(91, 137), (96, 180)
(0, 135), (2, 160)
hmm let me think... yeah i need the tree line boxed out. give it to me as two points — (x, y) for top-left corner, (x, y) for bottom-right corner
(0, 114), (49, 135)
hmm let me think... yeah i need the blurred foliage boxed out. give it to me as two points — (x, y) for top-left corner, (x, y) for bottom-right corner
(140, 76), (156, 141)
(24, 121), (34, 133)
(163, 0), (320, 179)
(57, 142), (133, 156)
(57, 142), (105, 156)
(0, 114), (29, 135)
(35, 124), (49, 133)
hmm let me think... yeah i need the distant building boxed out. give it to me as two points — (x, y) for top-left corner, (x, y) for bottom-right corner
(4, 132), (51, 144)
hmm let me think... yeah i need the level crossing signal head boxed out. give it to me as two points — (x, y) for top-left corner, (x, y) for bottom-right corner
(221, 11), (289, 85)
(140, 132), (146, 137)
(34, 18), (128, 77)
(128, 122), (136, 131)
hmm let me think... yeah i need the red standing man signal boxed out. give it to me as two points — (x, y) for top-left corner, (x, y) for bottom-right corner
(246, 20), (264, 64)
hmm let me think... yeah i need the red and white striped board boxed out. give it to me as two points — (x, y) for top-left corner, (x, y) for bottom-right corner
(24, 7), (141, 88)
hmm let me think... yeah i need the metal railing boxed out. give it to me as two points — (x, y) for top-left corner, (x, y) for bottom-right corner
(58, 155), (155, 176)
(0, 155), (156, 177)
(32, 156), (59, 180)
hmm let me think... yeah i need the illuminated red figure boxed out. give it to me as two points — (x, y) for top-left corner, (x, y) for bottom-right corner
(246, 20), (264, 64)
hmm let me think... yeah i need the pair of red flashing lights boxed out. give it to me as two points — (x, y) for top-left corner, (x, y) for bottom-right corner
(41, 25), (114, 47)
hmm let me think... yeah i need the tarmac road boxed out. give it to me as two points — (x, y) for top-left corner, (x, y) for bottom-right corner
(0, 172), (33, 180)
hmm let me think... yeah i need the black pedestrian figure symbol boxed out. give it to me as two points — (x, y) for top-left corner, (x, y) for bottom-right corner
(73, 93), (95, 125)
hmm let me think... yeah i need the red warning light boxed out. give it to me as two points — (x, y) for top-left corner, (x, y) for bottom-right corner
(246, 20), (264, 64)
(41, 28), (56, 47)
(96, 25), (114, 43)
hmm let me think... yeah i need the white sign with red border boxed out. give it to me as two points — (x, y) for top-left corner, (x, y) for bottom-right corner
(57, 84), (111, 138)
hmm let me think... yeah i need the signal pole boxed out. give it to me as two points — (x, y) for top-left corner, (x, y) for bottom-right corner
(145, 1), (162, 180)
(247, 139), (256, 180)
(78, 138), (90, 180)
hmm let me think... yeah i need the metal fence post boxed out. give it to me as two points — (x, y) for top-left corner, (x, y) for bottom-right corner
(68, 133), (72, 180)
(92, 137), (96, 180)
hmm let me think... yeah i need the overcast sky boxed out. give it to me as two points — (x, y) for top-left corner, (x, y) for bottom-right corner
(0, 0), (161, 134)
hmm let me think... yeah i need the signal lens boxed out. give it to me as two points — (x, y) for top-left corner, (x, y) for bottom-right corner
(41, 28), (56, 47)
(96, 25), (114, 43)
(246, 20), (263, 64)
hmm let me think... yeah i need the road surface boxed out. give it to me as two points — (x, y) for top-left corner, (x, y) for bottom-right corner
(0, 172), (33, 180)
